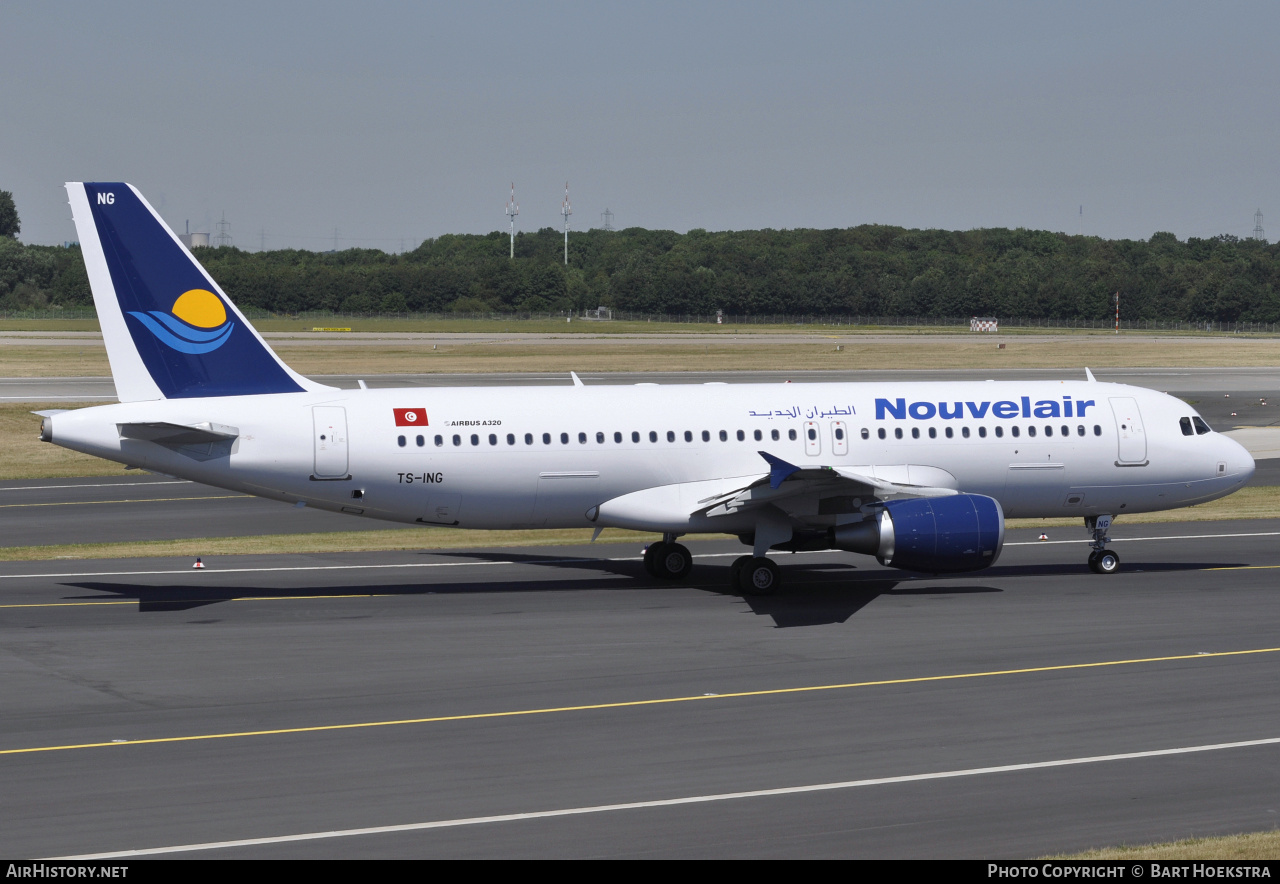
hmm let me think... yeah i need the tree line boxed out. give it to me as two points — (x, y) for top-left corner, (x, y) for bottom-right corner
(3, 203), (1279, 323)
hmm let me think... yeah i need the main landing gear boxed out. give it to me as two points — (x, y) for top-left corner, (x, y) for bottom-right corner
(1085, 515), (1119, 574)
(730, 555), (780, 595)
(643, 534), (693, 581)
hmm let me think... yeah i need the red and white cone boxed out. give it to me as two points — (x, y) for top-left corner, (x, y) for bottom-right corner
(1038, 533), (1048, 541)
(193, 557), (205, 569)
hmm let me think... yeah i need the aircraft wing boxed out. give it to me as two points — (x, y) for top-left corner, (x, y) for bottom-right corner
(591, 451), (960, 534)
(693, 451), (958, 519)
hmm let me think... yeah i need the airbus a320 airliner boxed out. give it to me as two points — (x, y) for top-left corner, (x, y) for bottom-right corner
(38, 183), (1255, 593)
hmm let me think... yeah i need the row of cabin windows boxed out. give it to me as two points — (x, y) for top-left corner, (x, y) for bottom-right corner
(866, 424), (1103, 441)
(398, 428), (802, 448)
(395, 423), (1105, 448)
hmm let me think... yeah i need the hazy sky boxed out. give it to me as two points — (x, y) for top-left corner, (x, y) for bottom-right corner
(3, 1), (1277, 249)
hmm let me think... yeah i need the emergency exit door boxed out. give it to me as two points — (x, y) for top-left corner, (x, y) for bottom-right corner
(1109, 397), (1147, 465)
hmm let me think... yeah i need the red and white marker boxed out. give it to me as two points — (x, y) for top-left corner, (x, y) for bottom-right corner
(193, 557), (205, 569)
(1038, 533), (1048, 541)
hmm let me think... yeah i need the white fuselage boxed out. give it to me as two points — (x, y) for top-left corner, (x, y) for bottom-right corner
(47, 379), (1254, 534)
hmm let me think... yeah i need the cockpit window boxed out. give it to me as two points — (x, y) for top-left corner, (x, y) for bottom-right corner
(1192, 416), (1212, 435)
(1180, 417), (1194, 436)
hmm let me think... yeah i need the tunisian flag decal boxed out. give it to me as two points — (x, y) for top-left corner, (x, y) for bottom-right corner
(393, 408), (428, 426)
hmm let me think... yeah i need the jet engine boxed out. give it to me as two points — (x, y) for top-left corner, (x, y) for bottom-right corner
(829, 494), (1005, 573)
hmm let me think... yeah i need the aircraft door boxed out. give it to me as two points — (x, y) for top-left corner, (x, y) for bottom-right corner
(803, 421), (821, 456)
(313, 406), (349, 478)
(1109, 397), (1147, 464)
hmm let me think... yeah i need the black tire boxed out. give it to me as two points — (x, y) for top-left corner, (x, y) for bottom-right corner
(1096, 550), (1120, 574)
(729, 555), (752, 589)
(643, 543), (664, 578)
(739, 557), (780, 595)
(658, 543), (692, 580)
(1087, 550), (1102, 573)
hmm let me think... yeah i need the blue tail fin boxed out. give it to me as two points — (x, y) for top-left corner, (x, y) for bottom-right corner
(66, 182), (327, 400)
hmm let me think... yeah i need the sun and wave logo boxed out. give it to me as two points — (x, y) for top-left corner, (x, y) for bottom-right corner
(127, 289), (235, 354)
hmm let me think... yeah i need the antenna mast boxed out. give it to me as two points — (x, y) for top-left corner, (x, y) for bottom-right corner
(561, 182), (572, 265)
(506, 183), (519, 259)
(1255, 209), (1266, 242)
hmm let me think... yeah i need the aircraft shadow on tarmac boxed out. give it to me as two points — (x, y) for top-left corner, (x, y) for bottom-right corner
(59, 556), (1237, 627)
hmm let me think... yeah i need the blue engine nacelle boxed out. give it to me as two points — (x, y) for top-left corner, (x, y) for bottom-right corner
(829, 494), (1005, 573)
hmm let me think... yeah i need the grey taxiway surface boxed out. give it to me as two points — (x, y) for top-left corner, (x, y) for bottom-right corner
(4, 524), (1280, 858)
(4, 366), (1280, 856)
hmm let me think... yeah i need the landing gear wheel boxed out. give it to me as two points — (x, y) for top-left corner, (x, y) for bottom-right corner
(729, 555), (752, 590)
(738, 557), (780, 596)
(657, 543), (693, 580)
(643, 543), (664, 578)
(1094, 549), (1120, 574)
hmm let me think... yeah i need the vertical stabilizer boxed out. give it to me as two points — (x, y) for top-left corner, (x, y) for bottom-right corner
(66, 182), (331, 400)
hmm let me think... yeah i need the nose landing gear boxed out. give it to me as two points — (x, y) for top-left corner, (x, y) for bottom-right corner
(1085, 515), (1119, 574)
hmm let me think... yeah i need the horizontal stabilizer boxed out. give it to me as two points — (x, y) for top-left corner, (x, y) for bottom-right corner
(118, 421), (239, 445)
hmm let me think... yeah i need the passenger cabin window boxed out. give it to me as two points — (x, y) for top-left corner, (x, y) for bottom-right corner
(489, 434), (497, 445)
(597, 432), (606, 444)
(994, 427), (1003, 438)
(1011, 426), (1020, 438)
(453, 434), (462, 446)
(667, 431), (676, 442)
(543, 433), (552, 444)
(894, 428), (903, 439)
(632, 431), (640, 443)
(928, 427), (936, 439)
(649, 431), (658, 443)
(417, 435), (425, 447)
(702, 430), (711, 442)
(861, 428), (869, 440)
(685, 431), (693, 442)
(878, 428), (886, 440)
(719, 430), (728, 441)
(754, 429), (763, 441)
(436, 435), (444, 446)
(962, 426), (970, 438)
(737, 429), (746, 441)
(615, 432), (623, 443)
(471, 434), (480, 446)
(579, 432), (588, 444)
(525, 433), (534, 445)
(835, 427), (845, 441)
(1076, 426), (1084, 437)
(788, 429), (797, 441)
(911, 428), (919, 439)
(397, 435), (406, 447)
(507, 433), (516, 445)
(1093, 425), (1102, 436)
(945, 427), (953, 438)
(1027, 426), (1036, 437)
(561, 432), (570, 444)
(772, 429), (780, 441)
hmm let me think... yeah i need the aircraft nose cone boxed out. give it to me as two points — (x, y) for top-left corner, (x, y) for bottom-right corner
(1224, 435), (1256, 483)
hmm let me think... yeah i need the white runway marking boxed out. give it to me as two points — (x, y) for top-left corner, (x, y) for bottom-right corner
(55, 734), (1280, 858)
(2, 530), (1278, 582)
(0, 480), (189, 491)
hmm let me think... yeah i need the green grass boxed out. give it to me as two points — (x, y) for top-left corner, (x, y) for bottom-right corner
(1052, 829), (1280, 860)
